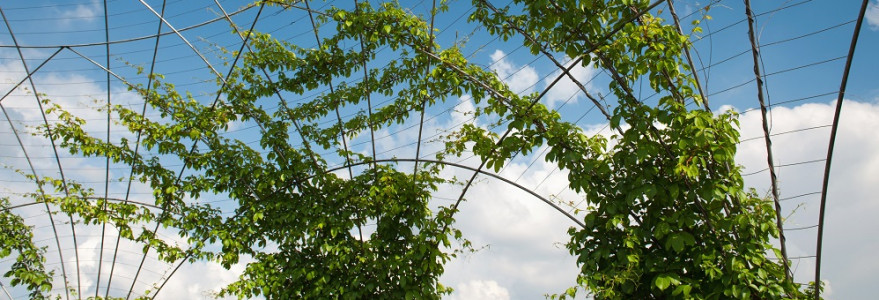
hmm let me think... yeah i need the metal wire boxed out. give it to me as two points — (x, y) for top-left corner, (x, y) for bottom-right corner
(0, 5), (256, 49)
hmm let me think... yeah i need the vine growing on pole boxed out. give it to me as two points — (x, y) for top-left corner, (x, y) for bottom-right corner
(1, 0), (812, 298)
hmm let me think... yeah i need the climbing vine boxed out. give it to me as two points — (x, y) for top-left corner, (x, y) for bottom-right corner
(2, 0), (808, 299)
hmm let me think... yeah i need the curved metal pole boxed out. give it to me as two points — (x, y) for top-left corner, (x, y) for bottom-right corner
(0, 8), (80, 300)
(210, 0), (321, 172)
(814, 1), (870, 298)
(326, 158), (585, 228)
(149, 154), (586, 300)
(301, 0), (361, 243)
(136, 0), (222, 79)
(2, 196), (162, 212)
(0, 281), (11, 300)
(413, 0), (439, 177)
(0, 95), (69, 300)
(302, 0), (355, 180)
(666, 0), (710, 111)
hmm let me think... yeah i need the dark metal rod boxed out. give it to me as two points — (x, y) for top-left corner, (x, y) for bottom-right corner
(666, 0), (710, 111)
(743, 0), (791, 282)
(814, 1), (870, 298)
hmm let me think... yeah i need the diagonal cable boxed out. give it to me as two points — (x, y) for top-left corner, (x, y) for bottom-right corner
(666, 0), (710, 111)
(743, 0), (792, 281)
(475, 0), (612, 120)
(0, 49), (63, 103)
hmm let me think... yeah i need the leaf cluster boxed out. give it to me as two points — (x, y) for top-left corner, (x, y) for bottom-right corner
(4, 0), (814, 299)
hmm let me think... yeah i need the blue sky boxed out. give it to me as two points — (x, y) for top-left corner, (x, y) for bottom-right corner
(1, 0), (878, 299)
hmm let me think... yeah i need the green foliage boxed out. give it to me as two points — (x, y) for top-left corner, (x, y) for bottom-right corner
(559, 101), (799, 299)
(469, 0), (803, 298)
(5, 0), (810, 299)
(25, 1), (469, 298)
(0, 198), (54, 299)
(217, 165), (458, 298)
(802, 281), (824, 300)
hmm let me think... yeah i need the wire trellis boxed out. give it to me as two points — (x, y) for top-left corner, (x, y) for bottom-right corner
(0, 0), (871, 299)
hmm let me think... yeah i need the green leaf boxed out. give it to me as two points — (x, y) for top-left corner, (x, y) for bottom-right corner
(672, 284), (692, 296)
(654, 275), (671, 291)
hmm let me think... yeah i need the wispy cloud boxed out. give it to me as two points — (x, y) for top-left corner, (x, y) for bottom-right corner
(448, 280), (511, 300)
(867, 0), (879, 31)
(57, 1), (101, 25)
(542, 57), (597, 109)
(490, 50), (539, 95)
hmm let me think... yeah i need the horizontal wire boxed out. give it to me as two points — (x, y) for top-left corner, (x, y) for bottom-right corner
(742, 158), (827, 177)
(0, 4), (257, 49)
(7, 0), (235, 35)
(740, 124), (832, 143)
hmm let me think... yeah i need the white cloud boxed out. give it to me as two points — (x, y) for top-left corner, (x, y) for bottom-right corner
(58, 1), (101, 25)
(438, 148), (584, 299)
(823, 280), (834, 298)
(867, 0), (879, 31)
(489, 50), (539, 95)
(542, 57), (598, 109)
(716, 104), (737, 115)
(448, 280), (511, 300)
(154, 259), (247, 300)
(683, 4), (694, 18)
(735, 100), (879, 300)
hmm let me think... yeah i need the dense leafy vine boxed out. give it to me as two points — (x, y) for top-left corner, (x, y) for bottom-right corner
(2, 0), (809, 299)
